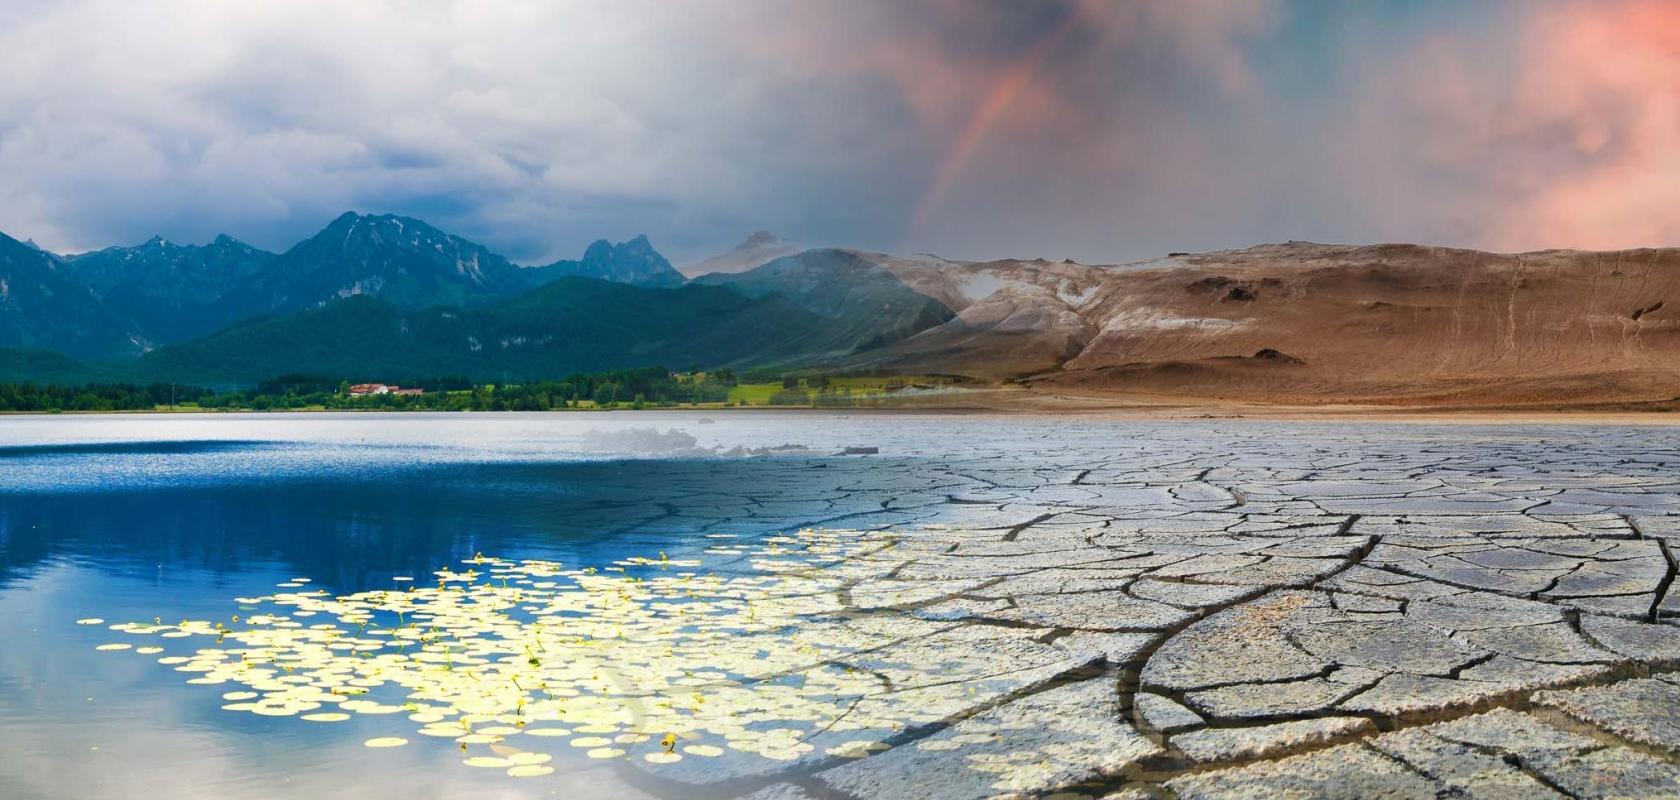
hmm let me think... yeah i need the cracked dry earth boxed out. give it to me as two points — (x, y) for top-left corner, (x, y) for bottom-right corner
(628, 426), (1680, 800)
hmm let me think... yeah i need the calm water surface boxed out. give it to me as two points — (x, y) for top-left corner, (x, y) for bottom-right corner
(1, 412), (1672, 799)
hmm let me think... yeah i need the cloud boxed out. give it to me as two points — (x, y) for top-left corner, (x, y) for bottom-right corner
(0, 1), (910, 259)
(0, 0), (1292, 262)
(1336, 0), (1680, 252)
(0, 0), (1674, 263)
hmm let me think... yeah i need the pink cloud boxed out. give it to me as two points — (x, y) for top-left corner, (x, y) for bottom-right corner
(1344, 0), (1680, 251)
(1490, 1), (1680, 250)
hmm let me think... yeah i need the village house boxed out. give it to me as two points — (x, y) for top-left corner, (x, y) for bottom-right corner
(346, 384), (422, 397)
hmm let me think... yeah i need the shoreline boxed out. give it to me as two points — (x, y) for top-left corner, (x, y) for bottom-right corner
(6, 397), (1680, 425)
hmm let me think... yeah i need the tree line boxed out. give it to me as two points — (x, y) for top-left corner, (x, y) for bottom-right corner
(0, 366), (743, 412)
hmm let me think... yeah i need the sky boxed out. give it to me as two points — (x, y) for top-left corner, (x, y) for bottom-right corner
(1, 0), (1677, 265)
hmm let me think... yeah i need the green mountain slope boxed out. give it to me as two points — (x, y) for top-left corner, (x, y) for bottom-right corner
(0, 233), (146, 359)
(0, 347), (120, 384)
(139, 277), (831, 385)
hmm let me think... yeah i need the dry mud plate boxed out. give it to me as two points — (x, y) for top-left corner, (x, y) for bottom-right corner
(92, 426), (1680, 798)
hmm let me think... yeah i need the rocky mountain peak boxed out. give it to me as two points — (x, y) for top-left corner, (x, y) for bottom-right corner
(533, 234), (683, 289)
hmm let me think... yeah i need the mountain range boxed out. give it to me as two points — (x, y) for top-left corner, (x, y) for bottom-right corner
(4, 212), (1679, 406)
(64, 233), (275, 343)
(0, 213), (696, 362)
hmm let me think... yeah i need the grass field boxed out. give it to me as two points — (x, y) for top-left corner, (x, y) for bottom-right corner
(725, 382), (784, 405)
(725, 375), (957, 406)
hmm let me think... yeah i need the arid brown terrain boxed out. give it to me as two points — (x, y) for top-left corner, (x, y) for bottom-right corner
(808, 242), (1680, 408)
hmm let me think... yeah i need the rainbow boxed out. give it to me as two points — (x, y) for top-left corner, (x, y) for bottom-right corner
(907, 2), (1090, 239)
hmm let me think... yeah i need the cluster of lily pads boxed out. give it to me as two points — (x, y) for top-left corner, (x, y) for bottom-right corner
(85, 530), (941, 778)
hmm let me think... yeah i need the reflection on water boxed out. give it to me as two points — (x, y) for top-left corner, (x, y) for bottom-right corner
(0, 412), (909, 800)
(83, 535), (954, 789)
